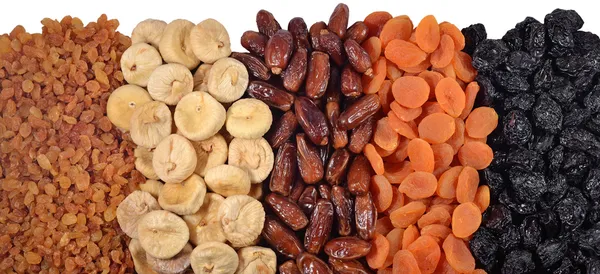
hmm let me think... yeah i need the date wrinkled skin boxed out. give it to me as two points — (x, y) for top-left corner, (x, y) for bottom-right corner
(295, 97), (329, 146)
(298, 186), (318, 215)
(263, 216), (304, 259)
(231, 52), (271, 81)
(270, 141), (297, 196)
(282, 48), (308, 92)
(344, 22), (369, 44)
(317, 29), (345, 66)
(241, 30), (268, 57)
(338, 94), (381, 130)
(265, 30), (294, 75)
(267, 111), (298, 149)
(266, 193), (309, 231)
(288, 17), (310, 51)
(324, 236), (372, 259)
(331, 185), (354, 236)
(328, 258), (371, 274)
(256, 9), (281, 37)
(304, 199), (334, 254)
(318, 145), (330, 167)
(279, 260), (301, 274)
(296, 253), (333, 274)
(328, 3), (349, 39)
(296, 134), (324, 184)
(326, 102), (348, 149)
(347, 155), (372, 195)
(344, 39), (373, 75)
(348, 116), (376, 154)
(326, 66), (341, 103)
(318, 184), (332, 200)
(289, 179), (305, 203)
(305, 51), (331, 99)
(309, 21), (327, 52)
(247, 81), (295, 111)
(355, 193), (377, 240)
(326, 148), (351, 185)
(341, 64), (363, 98)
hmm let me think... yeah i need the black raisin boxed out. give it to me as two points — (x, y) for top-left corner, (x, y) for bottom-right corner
(508, 167), (546, 202)
(536, 239), (568, 268)
(470, 227), (499, 271)
(532, 93), (563, 133)
(503, 110), (533, 146)
(462, 23), (487, 56)
(502, 250), (535, 274)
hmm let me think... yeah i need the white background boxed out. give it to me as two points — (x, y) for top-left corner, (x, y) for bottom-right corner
(0, 0), (599, 51)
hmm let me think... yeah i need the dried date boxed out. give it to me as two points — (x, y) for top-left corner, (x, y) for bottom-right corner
(265, 30), (294, 75)
(317, 29), (345, 66)
(344, 39), (373, 75)
(328, 258), (371, 274)
(295, 97), (329, 146)
(326, 101), (348, 149)
(309, 21), (327, 52)
(289, 178), (305, 203)
(304, 199), (334, 254)
(324, 236), (372, 260)
(267, 111), (298, 149)
(305, 51), (331, 99)
(326, 66), (341, 103)
(265, 193), (308, 231)
(344, 22), (369, 44)
(331, 185), (354, 236)
(348, 116), (376, 154)
(296, 252), (333, 274)
(279, 260), (301, 274)
(241, 31), (268, 57)
(270, 141), (297, 196)
(288, 17), (310, 50)
(256, 9), (281, 37)
(341, 64), (363, 98)
(296, 134), (324, 184)
(338, 94), (381, 130)
(318, 184), (332, 200)
(282, 48), (308, 92)
(347, 155), (372, 195)
(262, 216), (304, 259)
(355, 193), (377, 240)
(247, 80), (295, 111)
(325, 148), (351, 185)
(231, 52), (271, 81)
(298, 185), (318, 215)
(328, 3), (349, 39)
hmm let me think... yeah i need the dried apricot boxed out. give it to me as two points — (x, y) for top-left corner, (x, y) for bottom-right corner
(386, 60), (404, 81)
(388, 111), (419, 139)
(465, 107), (498, 138)
(402, 224), (420, 250)
(393, 250), (421, 274)
(385, 39), (428, 68)
(435, 77), (466, 118)
(446, 118), (465, 154)
(365, 11), (393, 37)
(431, 143), (454, 171)
(451, 202), (482, 238)
(365, 143), (385, 175)
(390, 201), (427, 228)
(375, 117), (400, 151)
(364, 56), (388, 94)
(385, 228), (405, 268)
(457, 142), (493, 170)
(383, 161), (413, 184)
(380, 17), (414, 47)
(459, 81), (480, 120)
(415, 15), (440, 53)
(439, 22), (465, 50)
(363, 36), (383, 64)
(418, 70), (444, 99)
(372, 175), (394, 212)
(384, 138), (410, 163)
(474, 185), (490, 213)
(417, 207), (451, 229)
(384, 188), (406, 215)
(407, 235), (441, 273)
(367, 233), (391, 269)
(379, 80), (395, 113)
(456, 166), (479, 203)
(420, 224), (452, 244)
(431, 34), (455, 69)
(407, 138), (435, 173)
(417, 113), (456, 144)
(391, 101), (422, 122)
(437, 166), (463, 199)
(452, 51), (477, 83)
(392, 76), (430, 108)
(442, 234), (475, 273)
(399, 171), (438, 200)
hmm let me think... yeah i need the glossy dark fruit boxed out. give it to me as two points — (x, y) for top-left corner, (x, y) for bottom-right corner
(262, 216), (304, 259)
(231, 52), (271, 81)
(256, 9), (281, 37)
(295, 97), (329, 146)
(325, 148), (351, 185)
(331, 186), (354, 236)
(247, 81), (295, 111)
(241, 31), (268, 57)
(305, 51), (331, 99)
(288, 17), (310, 50)
(348, 116), (376, 154)
(304, 199), (334, 254)
(296, 253), (333, 274)
(282, 48), (308, 92)
(355, 193), (377, 240)
(338, 94), (381, 130)
(344, 39), (372, 75)
(270, 141), (297, 196)
(327, 3), (349, 38)
(347, 155), (372, 195)
(298, 186), (318, 216)
(266, 193), (309, 231)
(265, 30), (294, 75)
(324, 237), (371, 260)
(344, 22), (369, 44)
(267, 111), (298, 149)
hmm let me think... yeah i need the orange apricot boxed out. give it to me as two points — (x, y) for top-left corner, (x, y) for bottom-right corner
(391, 101), (423, 122)
(402, 224), (421, 250)
(451, 202), (482, 238)
(417, 207), (452, 228)
(431, 143), (454, 171)
(474, 185), (490, 213)
(367, 233), (391, 269)
(452, 51), (477, 83)
(390, 201), (427, 228)
(407, 138), (435, 173)
(407, 235), (441, 273)
(384, 228), (405, 268)
(417, 113), (456, 144)
(437, 166), (463, 199)
(392, 76), (430, 108)
(399, 171), (438, 200)
(365, 11), (393, 37)
(439, 22), (465, 50)
(365, 143), (385, 175)
(465, 107), (498, 138)
(388, 111), (419, 139)
(456, 166), (479, 203)
(431, 34), (455, 69)
(457, 142), (493, 170)
(459, 81), (480, 120)
(442, 234), (476, 273)
(393, 250), (421, 274)
(435, 77), (466, 118)
(385, 39), (428, 68)
(372, 175), (394, 212)
(415, 15), (440, 53)
(380, 17), (414, 47)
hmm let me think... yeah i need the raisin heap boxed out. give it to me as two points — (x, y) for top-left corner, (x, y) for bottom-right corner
(465, 9), (600, 274)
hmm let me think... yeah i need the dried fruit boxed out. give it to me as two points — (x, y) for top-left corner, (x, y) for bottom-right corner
(218, 195), (265, 248)
(137, 210), (190, 259)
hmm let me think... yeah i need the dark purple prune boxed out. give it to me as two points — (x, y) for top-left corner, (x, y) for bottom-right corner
(520, 215), (542, 250)
(538, 210), (561, 238)
(288, 17), (310, 50)
(578, 224), (600, 256)
(544, 173), (568, 204)
(529, 133), (555, 153)
(561, 151), (592, 182)
(588, 203), (600, 225)
(256, 10), (281, 37)
(574, 31), (600, 54)
(484, 204), (512, 233)
(475, 75), (504, 108)
(499, 189), (538, 215)
(524, 21), (546, 58)
(554, 258), (576, 274)
(548, 145), (565, 171)
(584, 85), (600, 113)
(462, 23), (487, 56)
(470, 227), (499, 271)
(544, 9), (584, 33)
(506, 147), (544, 171)
(554, 54), (587, 77)
(502, 250), (535, 274)
(532, 93), (563, 133)
(472, 39), (509, 73)
(554, 188), (589, 232)
(502, 28), (523, 52)
(536, 239), (568, 268)
(499, 225), (521, 251)
(503, 93), (536, 111)
(533, 60), (554, 90)
(563, 106), (591, 127)
(583, 169), (600, 200)
(587, 114), (600, 135)
(503, 110), (533, 146)
(505, 51), (540, 76)
(559, 127), (600, 159)
(482, 169), (505, 200)
(494, 71), (529, 93)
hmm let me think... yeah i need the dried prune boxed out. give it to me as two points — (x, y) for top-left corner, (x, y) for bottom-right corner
(501, 250), (535, 274)
(507, 167), (546, 202)
(536, 239), (568, 268)
(470, 227), (499, 271)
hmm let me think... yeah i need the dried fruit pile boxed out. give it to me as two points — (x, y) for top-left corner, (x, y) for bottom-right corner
(111, 18), (277, 273)
(237, 5), (382, 273)
(0, 16), (139, 273)
(466, 9), (600, 273)
(356, 12), (494, 273)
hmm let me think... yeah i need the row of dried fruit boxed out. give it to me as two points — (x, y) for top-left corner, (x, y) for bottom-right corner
(2, 3), (600, 274)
